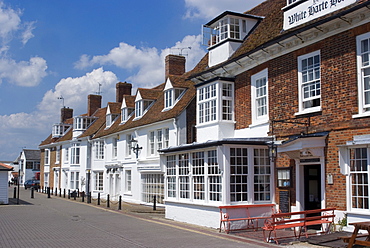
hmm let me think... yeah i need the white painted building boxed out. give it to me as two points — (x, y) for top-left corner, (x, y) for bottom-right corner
(0, 163), (13, 204)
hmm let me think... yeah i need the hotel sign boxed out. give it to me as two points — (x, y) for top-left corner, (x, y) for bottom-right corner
(283, 0), (357, 30)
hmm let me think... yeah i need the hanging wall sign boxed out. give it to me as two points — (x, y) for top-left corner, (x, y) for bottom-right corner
(283, 0), (357, 30)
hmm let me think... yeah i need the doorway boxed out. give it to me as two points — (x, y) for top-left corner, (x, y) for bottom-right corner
(304, 164), (321, 211)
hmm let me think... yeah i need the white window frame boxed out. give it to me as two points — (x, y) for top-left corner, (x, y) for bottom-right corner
(126, 134), (133, 157)
(222, 83), (234, 121)
(147, 128), (169, 157)
(44, 149), (50, 165)
(164, 88), (185, 110)
(125, 170), (132, 194)
(135, 100), (153, 119)
(70, 171), (80, 190)
(94, 171), (103, 191)
(55, 146), (60, 164)
(121, 107), (134, 123)
(354, 32), (370, 118)
(70, 143), (80, 165)
(197, 81), (234, 125)
(296, 50), (321, 115)
(251, 69), (269, 125)
(164, 149), (222, 204)
(112, 137), (118, 159)
(94, 140), (105, 160)
(348, 147), (370, 211)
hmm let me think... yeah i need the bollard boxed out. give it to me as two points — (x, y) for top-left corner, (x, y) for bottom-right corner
(55, 187), (57, 196)
(82, 193), (84, 202)
(77, 189), (80, 198)
(88, 192), (91, 204)
(31, 187), (34, 198)
(68, 189), (70, 199)
(59, 188), (61, 197)
(118, 195), (122, 210)
(13, 187), (17, 198)
(97, 192), (100, 205)
(74, 191), (76, 200)
(63, 188), (66, 198)
(153, 196), (157, 211)
(107, 194), (110, 208)
(47, 187), (51, 198)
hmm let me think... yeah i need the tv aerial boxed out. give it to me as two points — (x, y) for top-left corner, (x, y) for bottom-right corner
(170, 47), (191, 56)
(57, 96), (65, 107)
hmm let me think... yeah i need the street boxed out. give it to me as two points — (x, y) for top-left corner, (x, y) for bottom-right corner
(0, 187), (279, 248)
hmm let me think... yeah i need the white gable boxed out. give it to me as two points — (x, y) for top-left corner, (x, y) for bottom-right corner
(164, 78), (173, 91)
(106, 105), (112, 115)
(135, 91), (143, 101)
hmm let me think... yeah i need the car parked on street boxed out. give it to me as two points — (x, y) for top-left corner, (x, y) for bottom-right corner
(24, 180), (40, 190)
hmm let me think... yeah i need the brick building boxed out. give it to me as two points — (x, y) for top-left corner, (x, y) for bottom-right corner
(160, 0), (370, 229)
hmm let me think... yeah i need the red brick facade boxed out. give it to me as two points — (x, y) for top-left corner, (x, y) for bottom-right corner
(233, 22), (370, 211)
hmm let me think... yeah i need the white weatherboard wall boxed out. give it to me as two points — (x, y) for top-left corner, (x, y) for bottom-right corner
(0, 171), (9, 204)
(165, 202), (219, 228)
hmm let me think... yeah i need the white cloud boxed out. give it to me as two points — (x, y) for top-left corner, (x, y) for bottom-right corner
(21, 21), (36, 45)
(75, 35), (206, 88)
(0, 56), (47, 86)
(0, 1), (21, 43)
(38, 68), (118, 116)
(0, 68), (119, 160)
(184, 0), (264, 19)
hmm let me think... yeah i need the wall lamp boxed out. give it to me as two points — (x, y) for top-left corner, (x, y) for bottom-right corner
(130, 138), (142, 159)
(267, 138), (277, 163)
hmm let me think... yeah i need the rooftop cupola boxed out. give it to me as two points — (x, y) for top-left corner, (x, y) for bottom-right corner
(203, 11), (263, 67)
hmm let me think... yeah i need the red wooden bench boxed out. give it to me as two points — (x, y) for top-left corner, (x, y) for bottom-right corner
(262, 208), (335, 244)
(219, 204), (276, 234)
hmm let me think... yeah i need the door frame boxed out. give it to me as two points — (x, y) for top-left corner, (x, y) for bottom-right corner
(297, 158), (325, 211)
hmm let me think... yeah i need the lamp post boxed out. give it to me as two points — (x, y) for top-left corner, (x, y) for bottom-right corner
(268, 137), (278, 163)
(130, 138), (142, 159)
(86, 169), (91, 203)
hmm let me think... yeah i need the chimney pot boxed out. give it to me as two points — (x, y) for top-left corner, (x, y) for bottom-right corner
(116, 82), (132, 103)
(60, 107), (73, 123)
(88, 94), (102, 116)
(165, 55), (185, 80)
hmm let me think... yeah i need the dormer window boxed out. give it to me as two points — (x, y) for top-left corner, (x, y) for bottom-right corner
(121, 107), (134, 123)
(106, 113), (119, 128)
(52, 123), (71, 138)
(203, 11), (262, 67)
(135, 100), (153, 119)
(73, 116), (96, 131)
(164, 88), (185, 110)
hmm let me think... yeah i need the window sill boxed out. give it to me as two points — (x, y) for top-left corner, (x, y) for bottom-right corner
(249, 119), (269, 128)
(294, 107), (321, 116)
(353, 112), (370, 119)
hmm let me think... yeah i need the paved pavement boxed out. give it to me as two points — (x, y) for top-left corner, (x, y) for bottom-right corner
(1, 187), (321, 248)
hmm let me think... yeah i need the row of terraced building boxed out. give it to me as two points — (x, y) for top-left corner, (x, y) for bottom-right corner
(39, 0), (370, 229)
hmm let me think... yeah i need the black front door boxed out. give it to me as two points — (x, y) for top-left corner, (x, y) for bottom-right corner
(304, 164), (321, 211)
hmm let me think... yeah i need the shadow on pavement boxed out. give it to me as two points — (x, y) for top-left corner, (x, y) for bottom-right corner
(7, 197), (33, 205)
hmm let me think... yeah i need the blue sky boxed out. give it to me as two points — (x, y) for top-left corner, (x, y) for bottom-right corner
(0, 0), (264, 161)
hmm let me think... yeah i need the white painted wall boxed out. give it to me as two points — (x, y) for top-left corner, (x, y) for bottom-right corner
(0, 171), (9, 204)
(166, 202), (220, 228)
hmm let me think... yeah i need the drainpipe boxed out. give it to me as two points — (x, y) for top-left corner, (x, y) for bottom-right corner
(173, 118), (179, 146)
(86, 135), (93, 201)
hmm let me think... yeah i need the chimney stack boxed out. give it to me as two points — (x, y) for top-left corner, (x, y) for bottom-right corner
(88, 94), (102, 116)
(116, 82), (132, 103)
(60, 107), (73, 123)
(165, 55), (185, 80)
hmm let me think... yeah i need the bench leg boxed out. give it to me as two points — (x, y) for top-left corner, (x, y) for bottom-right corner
(263, 229), (273, 243)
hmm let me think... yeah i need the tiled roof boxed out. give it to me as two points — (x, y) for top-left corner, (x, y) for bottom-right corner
(23, 149), (40, 160)
(123, 95), (135, 108)
(0, 162), (13, 171)
(188, 0), (368, 78)
(78, 107), (107, 139)
(107, 102), (121, 114)
(137, 88), (162, 100)
(94, 75), (195, 139)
